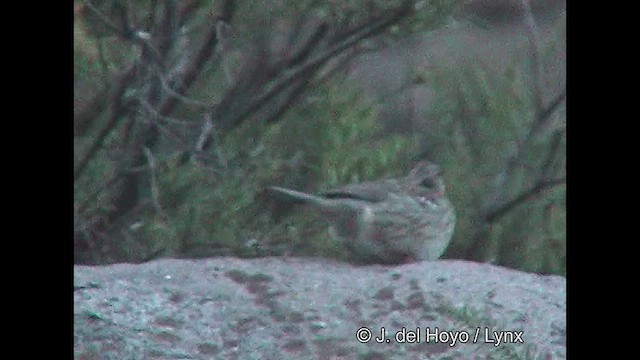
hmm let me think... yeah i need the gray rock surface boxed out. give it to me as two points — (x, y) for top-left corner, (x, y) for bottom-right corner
(74, 258), (565, 359)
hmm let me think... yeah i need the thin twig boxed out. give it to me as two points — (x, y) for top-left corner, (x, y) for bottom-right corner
(156, 23), (218, 116)
(208, 1), (413, 137)
(485, 177), (566, 223)
(311, 48), (361, 86)
(76, 172), (123, 216)
(495, 1), (544, 181)
(481, 1), (567, 221)
(138, 98), (189, 125)
(521, 0), (543, 114)
(75, 85), (110, 137)
(285, 21), (328, 69)
(74, 69), (137, 181)
(85, 1), (121, 34)
(193, 113), (227, 171)
(143, 147), (167, 219)
(264, 77), (311, 124)
(87, 0), (165, 66)
(158, 74), (213, 108)
(540, 128), (565, 181)
(536, 88), (566, 126)
(195, 114), (214, 152)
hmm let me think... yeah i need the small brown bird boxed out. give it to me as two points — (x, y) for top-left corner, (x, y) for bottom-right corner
(268, 160), (455, 264)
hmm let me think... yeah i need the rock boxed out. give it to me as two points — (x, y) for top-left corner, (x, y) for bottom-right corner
(74, 258), (565, 359)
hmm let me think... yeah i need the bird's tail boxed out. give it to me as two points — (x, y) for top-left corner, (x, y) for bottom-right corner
(267, 186), (362, 222)
(267, 186), (328, 206)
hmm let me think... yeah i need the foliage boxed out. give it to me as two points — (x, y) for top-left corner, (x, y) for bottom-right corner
(137, 79), (418, 262)
(74, 0), (565, 275)
(74, 0), (431, 264)
(419, 48), (565, 275)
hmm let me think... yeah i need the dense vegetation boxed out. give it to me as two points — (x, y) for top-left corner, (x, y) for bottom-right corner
(74, 0), (565, 275)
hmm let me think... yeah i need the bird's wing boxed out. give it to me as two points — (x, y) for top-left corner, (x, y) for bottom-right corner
(267, 186), (326, 205)
(322, 180), (401, 203)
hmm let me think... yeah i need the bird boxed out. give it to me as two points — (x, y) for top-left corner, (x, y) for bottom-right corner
(267, 160), (455, 264)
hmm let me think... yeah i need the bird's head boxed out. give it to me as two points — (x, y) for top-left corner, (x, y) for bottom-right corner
(407, 160), (447, 196)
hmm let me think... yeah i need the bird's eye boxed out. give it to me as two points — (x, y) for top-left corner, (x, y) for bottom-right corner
(420, 178), (436, 189)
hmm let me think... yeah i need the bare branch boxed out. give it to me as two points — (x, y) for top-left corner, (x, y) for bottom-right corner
(76, 171), (123, 216)
(86, 0), (165, 66)
(195, 114), (214, 152)
(155, 22), (218, 115)
(536, 87), (566, 127)
(218, 0), (237, 23)
(207, 1), (413, 138)
(158, 74), (213, 109)
(75, 155), (163, 220)
(138, 98), (196, 127)
(137, 98), (193, 147)
(155, 0), (178, 59)
(311, 50), (358, 86)
(486, 1), (564, 204)
(540, 128), (565, 181)
(85, 1), (121, 35)
(74, 68), (137, 181)
(521, 0), (543, 114)
(284, 21), (328, 69)
(263, 77), (310, 124)
(75, 86), (110, 137)
(485, 177), (565, 223)
(193, 113), (228, 173)
(143, 147), (167, 219)
(481, 41), (566, 221)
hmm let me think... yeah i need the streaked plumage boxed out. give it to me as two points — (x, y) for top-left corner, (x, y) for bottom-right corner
(268, 160), (455, 264)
